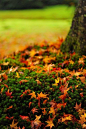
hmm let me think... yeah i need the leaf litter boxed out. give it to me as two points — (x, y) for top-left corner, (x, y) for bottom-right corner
(0, 37), (86, 129)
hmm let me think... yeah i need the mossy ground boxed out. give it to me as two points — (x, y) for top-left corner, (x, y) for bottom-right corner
(0, 41), (86, 129)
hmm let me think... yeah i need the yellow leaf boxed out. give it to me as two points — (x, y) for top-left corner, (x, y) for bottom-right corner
(2, 62), (9, 66)
(69, 60), (74, 64)
(62, 116), (72, 122)
(37, 92), (48, 99)
(0, 87), (4, 94)
(28, 91), (36, 99)
(10, 119), (18, 128)
(55, 78), (59, 84)
(49, 107), (55, 115)
(29, 49), (36, 57)
(78, 109), (85, 116)
(35, 115), (41, 120)
(46, 120), (54, 129)
(16, 72), (20, 78)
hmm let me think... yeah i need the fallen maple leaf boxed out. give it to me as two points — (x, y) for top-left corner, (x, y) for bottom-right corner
(55, 78), (60, 84)
(5, 89), (13, 98)
(78, 113), (86, 125)
(28, 91), (36, 99)
(31, 115), (42, 129)
(3, 83), (9, 88)
(58, 93), (67, 102)
(3, 74), (8, 80)
(69, 60), (74, 64)
(74, 102), (81, 111)
(45, 116), (54, 129)
(62, 115), (72, 122)
(5, 116), (14, 120)
(31, 107), (38, 114)
(29, 49), (36, 57)
(41, 108), (47, 115)
(57, 103), (66, 110)
(0, 87), (4, 94)
(37, 92), (48, 99)
(78, 76), (86, 83)
(16, 72), (20, 78)
(19, 79), (28, 84)
(19, 115), (29, 120)
(78, 109), (85, 116)
(49, 107), (55, 115)
(10, 119), (18, 129)
(5, 105), (13, 111)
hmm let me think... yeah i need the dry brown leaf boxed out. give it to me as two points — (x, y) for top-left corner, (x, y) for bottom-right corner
(74, 102), (81, 111)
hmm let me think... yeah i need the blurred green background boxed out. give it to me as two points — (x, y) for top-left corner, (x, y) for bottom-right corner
(0, 0), (77, 58)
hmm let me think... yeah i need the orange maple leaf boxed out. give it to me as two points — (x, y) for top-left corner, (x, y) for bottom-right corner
(74, 102), (81, 111)
(10, 119), (18, 129)
(28, 91), (36, 99)
(45, 116), (55, 129)
(49, 107), (55, 115)
(62, 115), (72, 122)
(31, 107), (38, 114)
(57, 103), (66, 110)
(41, 108), (47, 115)
(58, 93), (67, 102)
(37, 92), (48, 99)
(78, 113), (86, 125)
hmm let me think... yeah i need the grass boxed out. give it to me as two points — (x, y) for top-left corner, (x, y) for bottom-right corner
(0, 5), (75, 58)
(0, 19), (72, 36)
(0, 5), (75, 19)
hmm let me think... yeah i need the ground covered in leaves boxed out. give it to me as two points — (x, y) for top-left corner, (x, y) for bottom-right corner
(0, 39), (86, 129)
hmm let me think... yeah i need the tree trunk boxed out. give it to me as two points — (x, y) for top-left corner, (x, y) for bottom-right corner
(60, 0), (86, 55)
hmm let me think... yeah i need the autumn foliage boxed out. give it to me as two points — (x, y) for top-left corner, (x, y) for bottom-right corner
(0, 38), (86, 129)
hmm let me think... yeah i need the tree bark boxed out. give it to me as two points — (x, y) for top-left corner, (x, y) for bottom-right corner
(60, 0), (86, 55)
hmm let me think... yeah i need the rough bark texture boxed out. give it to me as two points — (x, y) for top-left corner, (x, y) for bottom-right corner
(60, 0), (86, 55)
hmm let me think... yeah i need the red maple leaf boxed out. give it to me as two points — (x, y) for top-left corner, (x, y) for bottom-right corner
(19, 115), (29, 121)
(5, 116), (14, 120)
(5, 89), (13, 98)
